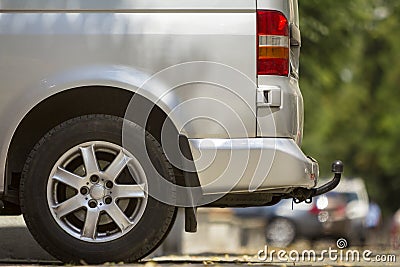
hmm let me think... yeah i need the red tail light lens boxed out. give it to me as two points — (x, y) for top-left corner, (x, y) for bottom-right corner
(333, 204), (347, 220)
(257, 10), (289, 76)
(309, 204), (320, 215)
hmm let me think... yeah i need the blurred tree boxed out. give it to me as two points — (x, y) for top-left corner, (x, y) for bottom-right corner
(299, 0), (400, 213)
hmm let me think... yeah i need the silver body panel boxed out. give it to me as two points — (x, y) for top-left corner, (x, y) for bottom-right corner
(189, 138), (318, 194)
(0, 0), (256, 11)
(0, 0), (317, 195)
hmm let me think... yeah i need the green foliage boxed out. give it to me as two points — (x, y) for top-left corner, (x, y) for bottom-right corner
(299, 0), (400, 212)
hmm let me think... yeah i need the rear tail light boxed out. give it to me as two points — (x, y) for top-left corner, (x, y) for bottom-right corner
(332, 204), (347, 220)
(257, 10), (289, 76)
(309, 204), (320, 215)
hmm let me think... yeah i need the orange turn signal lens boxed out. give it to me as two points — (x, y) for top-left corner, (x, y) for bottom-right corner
(258, 46), (289, 60)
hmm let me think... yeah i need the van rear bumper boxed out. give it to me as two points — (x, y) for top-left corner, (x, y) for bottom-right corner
(188, 138), (319, 195)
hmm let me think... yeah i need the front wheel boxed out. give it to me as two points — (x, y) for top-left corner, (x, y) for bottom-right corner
(20, 115), (177, 264)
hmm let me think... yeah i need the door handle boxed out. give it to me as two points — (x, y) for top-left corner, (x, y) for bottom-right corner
(257, 86), (281, 107)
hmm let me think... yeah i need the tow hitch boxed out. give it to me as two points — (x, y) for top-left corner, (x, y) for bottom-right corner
(311, 160), (344, 197)
(292, 160), (343, 203)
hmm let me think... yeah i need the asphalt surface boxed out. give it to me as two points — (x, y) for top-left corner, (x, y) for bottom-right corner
(0, 215), (399, 267)
(0, 216), (54, 262)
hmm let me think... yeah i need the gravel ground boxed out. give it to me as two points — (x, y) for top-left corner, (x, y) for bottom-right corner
(0, 215), (398, 267)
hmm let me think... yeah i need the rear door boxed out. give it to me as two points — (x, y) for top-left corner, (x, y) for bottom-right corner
(255, 0), (303, 141)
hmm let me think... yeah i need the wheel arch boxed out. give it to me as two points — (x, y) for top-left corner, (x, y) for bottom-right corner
(4, 86), (194, 206)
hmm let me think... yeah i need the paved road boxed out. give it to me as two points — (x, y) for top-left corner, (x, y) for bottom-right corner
(0, 216), (54, 262)
(0, 216), (399, 267)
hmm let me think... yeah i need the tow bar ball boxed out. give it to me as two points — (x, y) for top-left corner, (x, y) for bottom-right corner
(332, 160), (344, 174)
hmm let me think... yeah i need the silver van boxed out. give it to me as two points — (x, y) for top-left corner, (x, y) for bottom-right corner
(0, 0), (342, 263)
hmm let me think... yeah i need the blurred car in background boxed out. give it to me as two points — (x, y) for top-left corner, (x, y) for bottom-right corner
(234, 178), (369, 247)
(391, 209), (400, 249)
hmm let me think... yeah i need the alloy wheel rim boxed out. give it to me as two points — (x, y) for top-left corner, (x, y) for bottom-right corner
(46, 141), (148, 243)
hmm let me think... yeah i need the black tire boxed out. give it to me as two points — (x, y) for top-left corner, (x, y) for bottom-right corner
(20, 114), (177, 264)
